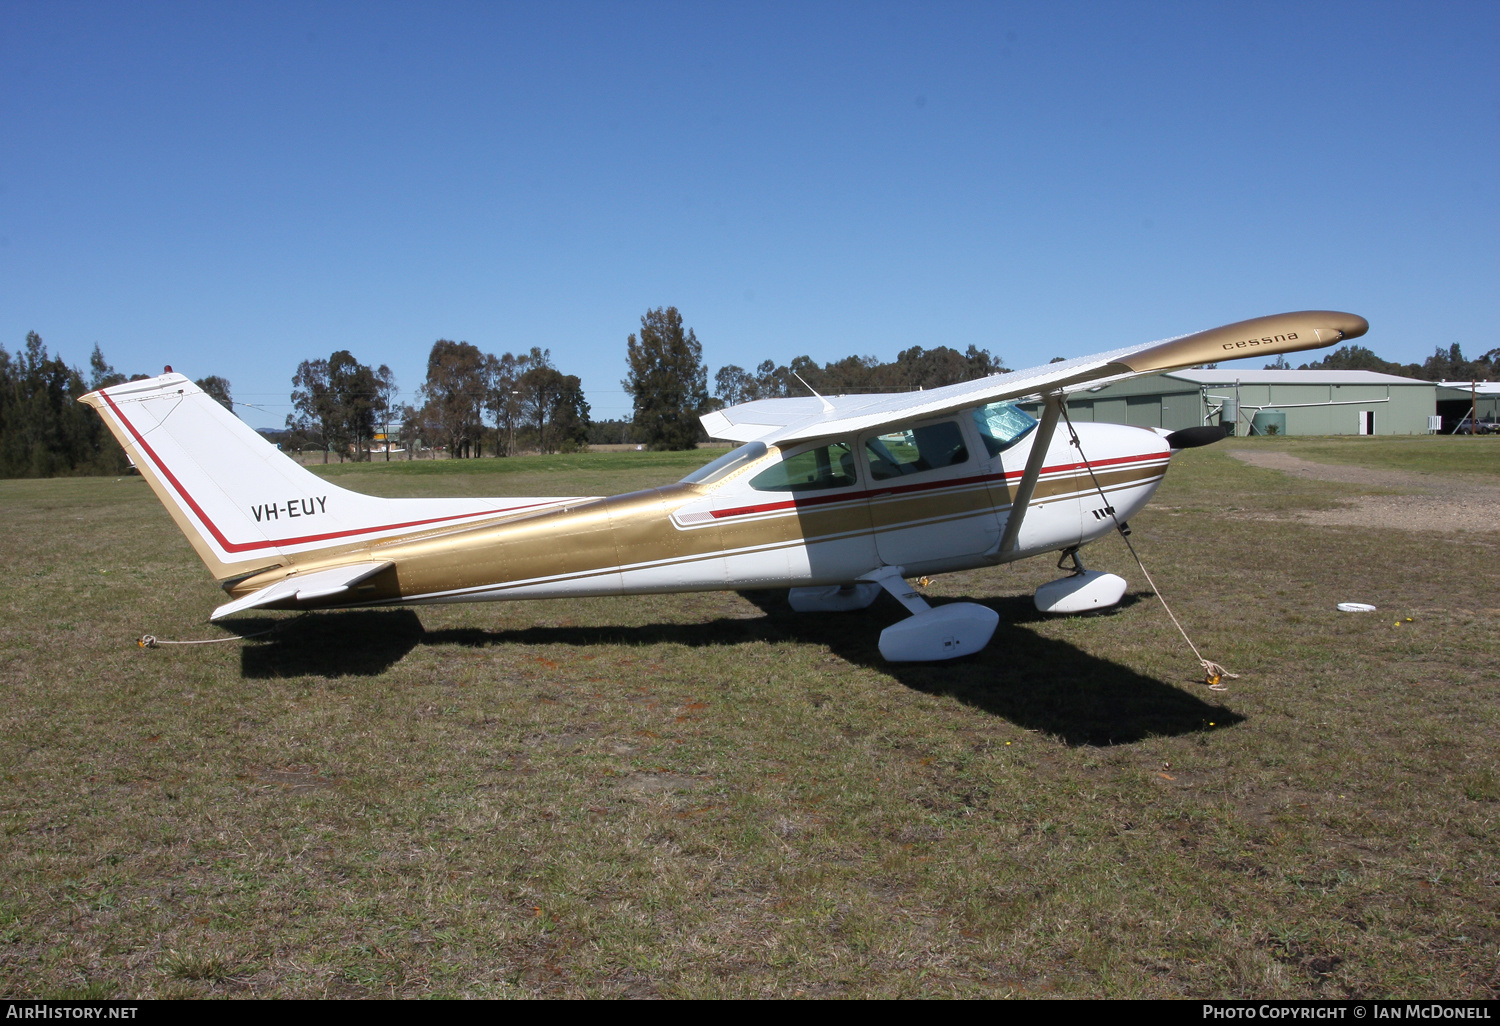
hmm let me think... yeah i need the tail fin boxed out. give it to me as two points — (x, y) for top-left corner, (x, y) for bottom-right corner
(81, 373), (572, 582)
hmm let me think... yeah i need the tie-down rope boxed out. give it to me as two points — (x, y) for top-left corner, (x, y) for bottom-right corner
(1058, 402), (1236, 691)
(137, 619), (291, 648)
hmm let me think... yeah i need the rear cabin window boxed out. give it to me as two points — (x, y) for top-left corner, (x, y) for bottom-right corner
(864, 421), (969, 481)
(971, 402), (1038, 457)
(749, 442), (858, 492)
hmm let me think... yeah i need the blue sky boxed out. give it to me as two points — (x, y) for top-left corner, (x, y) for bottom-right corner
(3, 1), (1496, 430)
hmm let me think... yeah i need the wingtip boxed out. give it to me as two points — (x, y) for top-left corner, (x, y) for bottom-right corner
(1338, 313), (1370, 341)
(1119, 310), (1371, 375)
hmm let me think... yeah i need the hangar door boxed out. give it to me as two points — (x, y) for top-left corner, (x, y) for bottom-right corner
(1126, 395), (1161, 428)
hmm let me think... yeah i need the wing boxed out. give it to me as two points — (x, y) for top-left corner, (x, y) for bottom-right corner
(700, 310), (1367, 445)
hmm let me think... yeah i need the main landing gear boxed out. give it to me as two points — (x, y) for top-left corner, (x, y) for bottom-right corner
(788, 569), (999, 662)
(787, 548), (1128, 663)
(859, 567), (1000, 662)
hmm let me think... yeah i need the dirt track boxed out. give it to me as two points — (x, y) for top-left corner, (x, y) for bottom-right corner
(1229, 450), (1498, 533)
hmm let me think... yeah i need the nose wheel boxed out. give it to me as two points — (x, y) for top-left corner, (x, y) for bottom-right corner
(1036, 547), (1127, 614)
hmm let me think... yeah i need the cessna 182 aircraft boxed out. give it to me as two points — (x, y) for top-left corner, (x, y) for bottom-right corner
(82, 310), (1366, 662)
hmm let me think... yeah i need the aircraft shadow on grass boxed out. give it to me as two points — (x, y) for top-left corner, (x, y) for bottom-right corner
(229, 589), (1240, 746)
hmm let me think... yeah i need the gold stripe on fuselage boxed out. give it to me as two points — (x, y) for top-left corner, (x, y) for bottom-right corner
(235, 457), (1167, 610)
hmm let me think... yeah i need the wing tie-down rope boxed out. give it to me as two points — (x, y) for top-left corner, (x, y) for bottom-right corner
(1058, 403), (1237, 691)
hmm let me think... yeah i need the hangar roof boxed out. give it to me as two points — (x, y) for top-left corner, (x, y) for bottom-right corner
(1435, 380), (1500, 396)
(1165, 370), (1432, 386)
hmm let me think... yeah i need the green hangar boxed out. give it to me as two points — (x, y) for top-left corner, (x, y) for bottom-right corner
(1435, 381), (1500, 433)
(1018, 370), (1439, 437)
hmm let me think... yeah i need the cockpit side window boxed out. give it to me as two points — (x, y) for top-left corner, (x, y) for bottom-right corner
(971, 402), (1038, 457)
(864, 420), (969, 481)
(748, 442), (858, 492)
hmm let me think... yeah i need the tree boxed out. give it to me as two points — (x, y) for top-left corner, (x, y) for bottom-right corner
(817, 354), (882, 393)
(420, 340), (487, 458)
(290, 353), (385, 460)
(89, 344), (127, 391)
(329, 351), (377, 460)
(727, 344), (1010, 401)
(289, 358), (336, 462)
(713, 365), (758, 407)
(0, 333), (127, 477)
(516, 356), (590, 454)
(752, 359), (793, 398)
(622, 307), (710, 450)
(1298, 344), (1413, 376)
(372, 365), (397, 460)
(548, 374), (591, 452)
(587, 419), (641, 445)
(884, 344), (1006, 390)
(1420, 343), (1497, 382)
(517, 353), (561, 451)
(0, 337), (231, 478)
(1297, 343), (1494, 382)
(485, 351), (528, 456)
(194, 375), (234, 413)
(398, 402), (422, 459)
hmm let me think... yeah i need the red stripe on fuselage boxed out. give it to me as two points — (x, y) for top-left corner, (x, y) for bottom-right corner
(709, 450), (1167, 521)
(101, 390), (549, 553)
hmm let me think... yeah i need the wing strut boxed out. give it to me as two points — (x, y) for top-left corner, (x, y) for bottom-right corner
(999, 393), (1064, 556)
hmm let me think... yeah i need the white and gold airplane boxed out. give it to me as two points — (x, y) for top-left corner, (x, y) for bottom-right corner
(82, 310), (1366, 662)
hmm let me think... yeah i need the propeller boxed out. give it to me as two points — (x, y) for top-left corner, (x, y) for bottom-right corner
(1164, 424), (1232, 450)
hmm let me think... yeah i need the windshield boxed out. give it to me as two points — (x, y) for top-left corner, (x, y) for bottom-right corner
(680, 441), (769, 485)
(972, 402), (1038, 456)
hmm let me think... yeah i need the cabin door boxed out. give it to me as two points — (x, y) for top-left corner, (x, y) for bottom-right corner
(859, 417), (999, 569)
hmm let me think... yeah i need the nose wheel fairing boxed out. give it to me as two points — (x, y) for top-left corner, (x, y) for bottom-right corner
(1035, 569), (1128, 614)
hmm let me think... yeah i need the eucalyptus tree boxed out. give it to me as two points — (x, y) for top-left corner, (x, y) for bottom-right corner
(420, 340), (488, 458)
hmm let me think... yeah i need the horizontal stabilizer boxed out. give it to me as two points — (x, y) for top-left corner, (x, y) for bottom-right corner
(210, 561), (393, 621)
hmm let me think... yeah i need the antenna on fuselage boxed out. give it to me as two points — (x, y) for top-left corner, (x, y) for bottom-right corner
(792, 372), (835, 414)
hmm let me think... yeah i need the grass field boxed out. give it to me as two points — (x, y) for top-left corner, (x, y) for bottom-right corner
(1225, 433), (1500, 478)
(1, 437), (1497, 998)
